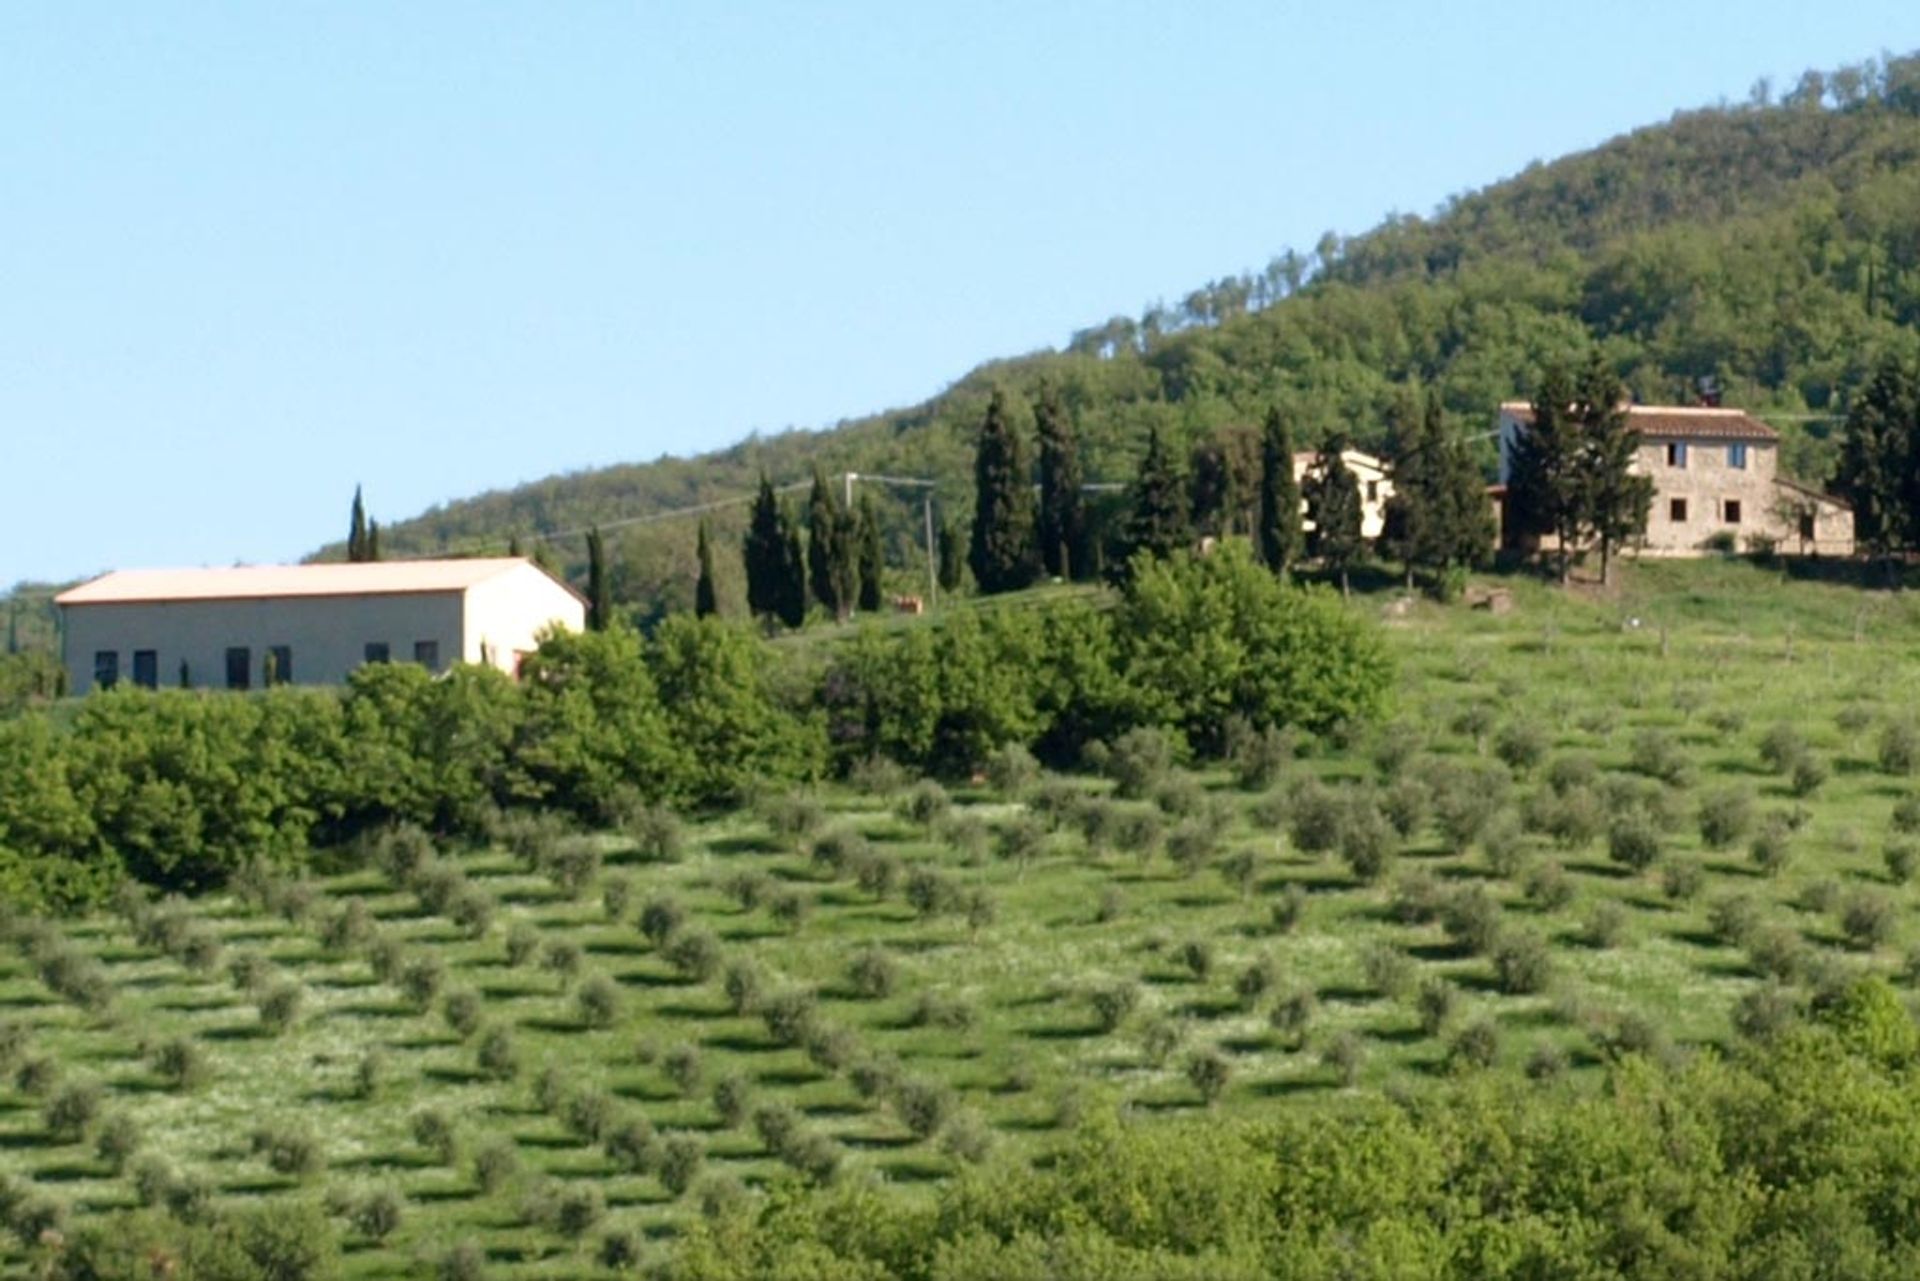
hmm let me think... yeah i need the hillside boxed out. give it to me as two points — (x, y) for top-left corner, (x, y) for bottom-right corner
(348, 54), (1920, 620)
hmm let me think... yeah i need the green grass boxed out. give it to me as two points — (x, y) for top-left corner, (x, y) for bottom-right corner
(8, 557), (1920, 1276)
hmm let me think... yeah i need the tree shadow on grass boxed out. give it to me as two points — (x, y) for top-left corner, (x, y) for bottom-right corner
(1020, 1022), (1103, 1041)
(876, 1155), (949, 1183)
(201, 1023), (271, 1043)
(701, 1032), (778, 1054)
(421, 1066), (486, 1087)
(1246, 1075), (1329, 1098)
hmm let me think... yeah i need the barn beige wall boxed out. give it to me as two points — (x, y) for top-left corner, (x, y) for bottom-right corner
(460, 564), (586, 673)
(62, 592), (465, 695)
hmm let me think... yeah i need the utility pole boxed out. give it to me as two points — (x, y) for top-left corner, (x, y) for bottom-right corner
(923, 492), (937, 609)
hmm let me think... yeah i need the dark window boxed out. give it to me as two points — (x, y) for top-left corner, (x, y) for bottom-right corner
(226, 647), (251, 691)
(413, 640), (440, 671)
(267, 645), (292, 686)
(1799, 511), (1816, 541)
(1728, 442), (1748, 469)
(1669, 498), (1688, 523)
(93, 650), (119, 690)
(364, 642), (390, 665)
(132, 650), (158, 689)
(1666, 442), (1688, 468)
(1724, 499), (1743, 524)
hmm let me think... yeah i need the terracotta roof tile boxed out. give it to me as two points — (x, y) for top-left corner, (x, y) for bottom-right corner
(1498, 402), (1779, 442)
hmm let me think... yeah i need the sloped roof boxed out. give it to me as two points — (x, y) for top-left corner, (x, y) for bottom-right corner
(56, 558), (563, 606)
(1499, 402), (1778, 442)
(1773, 476), (1852, 510)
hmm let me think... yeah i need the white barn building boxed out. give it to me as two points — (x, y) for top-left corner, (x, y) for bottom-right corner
(56, 559), (586, 696)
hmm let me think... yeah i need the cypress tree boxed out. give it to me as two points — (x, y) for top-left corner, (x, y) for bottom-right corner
(508, 533), (524, 558)
(777, 506), (808, 629)
(1034, 384), (1085, 580)
(937, 518), (964, 594)
(1575, 355), (1651, 585)
(1256, 407), (1303, 576)
(1838, 357), (1920, 568)
(1510, 364), (1586, 583)
(1123, 426), (1193, 568)
(695, 521), (719, 618)
(366, 520), (381, 563)
(1381, 391), (1436, 587)
(1305, 436), (1364, 596)
(347, 485), (368, 562)
(968, 390), (1040, 594)
(855, 491), (884, 614)
(807, 466), (855, 620)
(587, 526), (611, 631)
(743, 474), (785, 621)
(1189, 425), (1259, 540)
(1430, 395), (1497, 575)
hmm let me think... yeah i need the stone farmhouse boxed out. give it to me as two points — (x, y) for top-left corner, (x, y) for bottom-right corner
(1495, 402), (1854, 557)
(56, 558), (586, 696)
(1295, 448), (1394, 540)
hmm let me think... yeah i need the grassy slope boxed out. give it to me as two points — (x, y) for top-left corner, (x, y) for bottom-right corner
(6, 560), (1920, 1275)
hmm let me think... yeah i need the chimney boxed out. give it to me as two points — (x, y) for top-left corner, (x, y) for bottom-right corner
(1695, 375), (1723, 408)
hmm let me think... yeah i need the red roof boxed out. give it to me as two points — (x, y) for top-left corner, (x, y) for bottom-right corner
(1499, 402), (1778, 442)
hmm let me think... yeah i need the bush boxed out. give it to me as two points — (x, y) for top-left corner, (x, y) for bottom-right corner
(893, 1079), (953, 1139)
(1607, 813), (1661, 873)
(1894, 794), (1920, 835)
(1697, 788), (1755, 849)
(151, 1036), (208, 1092)
(1414, 976), (1456, 1036)
(600, 1228), (644, 1272)
(44, 1079), (101, 1141)
(1494, 720), (1549, 774)
(1750, 817), (1795, 877)
(399, 956), (446, 1009)
(628, 803), (685, 862)
(553, 1182), (606, 1239)
(910, 991), (977, 1032)
(1287, 781), (1345, 856)
(638, 895), (686, 948)
(1362, 943), (1414, 999)
(1526, 1043), (1570, 1081)
(438, 1242), (487, 1281)
(1234, 955), (1279, 1008)
(472, 1138), (520, 1194)
(476, 1026), (520, 1081)
(666, 929), (723, 982)
(1229, 722), (1295, 790)
(1707, 894), (1763, 948)
(1178, 938), (1214, 982)
(1185, 1048), (1231, 1104)
(449, 887), (494, 939)
(984, 742), (1041, 795)
(811, 826), (871, 879)
(504, 923), (540, 968)
(722, 961), (765, 1015)
(1270, 883), (1307, 933)
(1660, 858), (1705, 902)
(258, 981), (305, 1034)
(663, 1043), (704, 1095)
(849, 948), (899, 1000)
(563, 1089), (618, 1144)
(761, 988), (819, 1047)
(1339, 800), (1397, 883)
(227, 949), (272, 993)
(94, 1111), (141, 1172)
(1089, 981), (1140, 1033)
(1581, 900), (1629, 949)
(320, 899), (373, 953)
(1758, 723), (1807, 773)
(1887, 841), (1920, 886)
(1733, 982), (1803, 1043)
(1447, 1019), (1500, 1071)
(711, 1074), (753, 1129)
(575, 973), (621, 1028)
(251, 1124), (324, 1178)
(1381, 776), (1429, 838)
(898, 779), (952, 829)
(411, 1107), (459, 1164)
(1442, 885), (1504, 956)
(605, 1116), (659, 1173)
(1321, 1030), (1364, 1086)
(1790, 753), (1828, 798)
(1390, 869), (1444, 925)
(1880, 720), (1920, 776)
(441, 987), (484, 1041)
(541, 939), (583, 987)
(1841, 890), (1898, 950)
(1270, 989), (1317, 1048)
(752, 1103), (801, 1155)
(1491, 929), (1553, 994)
(601, 873), (634, 921)
(1102, 729), (1174, 799)
(351, 1186), (405, 1241)
(1628, 729), (1691, 786)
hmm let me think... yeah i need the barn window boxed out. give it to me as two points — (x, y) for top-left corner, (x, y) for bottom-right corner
(1666, 442), (1688, 468)
(226, 647), (251, 691)
(1724, 499), (1743, 524)
(1728, 442), (1748, 469)
(132, 650), (158, 689)
(93, 651), (119, 690)
(413, 640), (440, 671)
(364, 642), (390, 664)
(1669, 498), (1688, 522)
(268, 645), (292, 685)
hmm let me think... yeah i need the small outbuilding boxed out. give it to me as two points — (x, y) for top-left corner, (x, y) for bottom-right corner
(56, 558), (586, 696)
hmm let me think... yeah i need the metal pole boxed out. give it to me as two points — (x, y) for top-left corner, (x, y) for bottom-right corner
(923, 493), (937, 610)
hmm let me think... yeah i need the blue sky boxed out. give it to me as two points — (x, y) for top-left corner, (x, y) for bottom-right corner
(4, 3), (1918, 587)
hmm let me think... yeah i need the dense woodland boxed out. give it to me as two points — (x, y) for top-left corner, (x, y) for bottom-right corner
(278, 53), (1920, 623)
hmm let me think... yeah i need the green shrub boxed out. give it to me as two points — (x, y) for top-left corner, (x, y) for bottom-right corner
(711, 1074), (753, 1129)
(1491, 929), (1553, 994)
(1447, 1019), (1500, 1071)
(898, 779), (952, 829)
(1362, 943), (1414, 999)
(1185, 1048), (1231, 1104)
(665, 929), (723, 982)
(1089, 981), (1140, 1033)
(504, 923), (539, 968)
(849, 947), (899, 1000)
(258, 981), (305, 1034)
(1660, 858), (1705, 901)
(150, 1036), (207, 1092)
(722, 960), (765, 1016)
(94, 1111), (141, 1172)
(351, 1187), (405, 1242)
(1494, 720), (1549, 774)
(663, 1043), (704, 1095)
(1841, 890), (1898, 950)
(1270, 989), (1317, 1048)
(605, 1116), (660, 1173)
(1886, 841), (1920, 886)
(1442, 885), (1504, 955)
(441, 988), (483, 1041)
(761, 988), (819, 1047)
(1581, 900), (1629, 949)
(411, 1107), (459, 1165)
(628, 803), (685, 862)
(44, 1079), (101, 1142)
(471, 1138), (520, 1194)
(1414, 976), (1456, 1036)
(476, 1026), (520, 1081)
(1758, 722), (1807, 773)
(984, 742), (1041, 795)
(1606, 812), (1661, 873)
(1790, 753), (1828, 797)
(1697, 787), (1755, 849)
(1880, 720), (1920, 776)
(1750, 817), (1795, 877)
(893, 1079), (953, 1139)
(1321, 1030), (1364, 1086)
(398, 956), (446, 1009)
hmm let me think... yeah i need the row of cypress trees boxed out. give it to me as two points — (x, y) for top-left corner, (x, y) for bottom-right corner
(739, 468), (885, 628)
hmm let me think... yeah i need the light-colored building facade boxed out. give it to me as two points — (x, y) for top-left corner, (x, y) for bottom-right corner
(1294, 448), (1395, 540)
(56, 559), (586, 696)
(1496, 403), (1854, 557)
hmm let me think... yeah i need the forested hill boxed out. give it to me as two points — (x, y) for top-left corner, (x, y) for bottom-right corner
(352, 53), (1920, 619)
